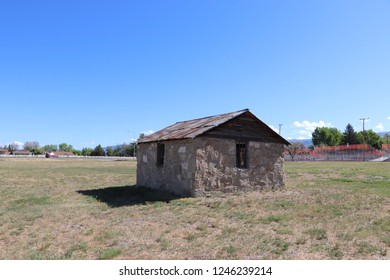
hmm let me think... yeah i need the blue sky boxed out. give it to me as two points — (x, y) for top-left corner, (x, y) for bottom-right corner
(1, 0), (389, 149)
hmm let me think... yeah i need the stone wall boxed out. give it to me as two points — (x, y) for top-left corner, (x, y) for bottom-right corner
(137, 137), (286, 197)
(137, 140), (196, 196)
(193, 138), (285, 196)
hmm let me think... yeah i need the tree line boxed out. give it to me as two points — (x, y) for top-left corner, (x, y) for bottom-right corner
(311, 123), (387, 150)
(3, 141), (139, 157)
(286, 123), (389, 161)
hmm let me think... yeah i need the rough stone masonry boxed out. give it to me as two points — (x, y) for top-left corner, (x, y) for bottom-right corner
(137, 137), (286, 197)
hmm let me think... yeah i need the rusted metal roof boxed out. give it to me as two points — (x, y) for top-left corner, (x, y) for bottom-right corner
(139, 109), (249, 143)
(138, 109), (290, 145)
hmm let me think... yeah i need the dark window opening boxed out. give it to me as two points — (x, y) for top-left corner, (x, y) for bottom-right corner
(236, 141), (248, 168)
(157, 143), (165, 167)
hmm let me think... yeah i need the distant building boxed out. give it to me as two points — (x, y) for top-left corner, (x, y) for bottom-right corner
(45, 151), (74, 158)
(13, 150), (32, 156)
(137, 109), (290, 197)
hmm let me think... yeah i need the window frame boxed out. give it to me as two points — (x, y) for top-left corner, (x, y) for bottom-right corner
(236, 141), (248, 169)
(156, 142), (165, 167)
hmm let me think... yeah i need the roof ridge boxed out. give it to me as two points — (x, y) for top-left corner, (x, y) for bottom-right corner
(138, 108), (284, 144)
(174, 108), (249, 125)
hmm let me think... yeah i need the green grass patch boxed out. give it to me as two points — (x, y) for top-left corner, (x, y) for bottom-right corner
(64, 242), (89, 259)
(271, 238), (290, 256)
(224, 244), (237, 256)
(327, 244), (344, 259)
(357, 241), (380, 255)
(98, 248), (122, 260)
(306, 228), (327, 240)
(156, 236), (170, 251)
(260, 214), (287, 224)
(9, 195), (51, 211)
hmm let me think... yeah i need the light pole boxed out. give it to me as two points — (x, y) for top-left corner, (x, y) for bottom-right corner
(127, 130), (137, 158)
(360, 117), (369, 161)
(278, 124), (283, 135)
(360, 117), (369, 132)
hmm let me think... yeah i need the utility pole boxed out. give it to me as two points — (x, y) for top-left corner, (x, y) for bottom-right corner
(360, 117), (369, 161)
(360, 117), (369, 132)
(278, 124), (283, 135)
(127, 130), (137, 159)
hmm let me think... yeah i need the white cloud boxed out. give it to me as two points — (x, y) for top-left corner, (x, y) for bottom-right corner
(388, 116), (390, 120)
(14, 141), (24, 148)
(376, 123), (385, 131)
(269, 125), (279, 133)
(3, 141), (25, 150)
(142, 130), (154, 136)
(292, 120), (332, 138)
(298, 130), (312, 138)
(293, 120), (331, 131)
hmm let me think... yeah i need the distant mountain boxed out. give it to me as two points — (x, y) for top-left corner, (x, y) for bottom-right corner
(288, 139), (313, 147)
(104, 145), (121, 151)
(378, 131), (390, 137)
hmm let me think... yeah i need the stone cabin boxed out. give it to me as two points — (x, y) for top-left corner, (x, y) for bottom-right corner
(137, 109), (290, 197)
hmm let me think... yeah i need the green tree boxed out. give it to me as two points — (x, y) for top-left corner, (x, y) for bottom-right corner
(59, 143), (74, 152)
(357, 130), (383, 149)
(8, 143), (18, 153)
(73, 149), (82, 156)
(122, 143), (135, 157)
(91, 145), (105, 156)
(138, 133), (146, 140)
(81, 147), (93, 156)
(106, 146), (115, 156)
(312, 127), (342, 147)
(383, 133), (390, 144)
(342, 123), (358, 145)
(42, 144), (58, 152)
(24, 141), (43, 155)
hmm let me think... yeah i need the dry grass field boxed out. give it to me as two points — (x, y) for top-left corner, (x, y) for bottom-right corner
(0, 158), (389, 260)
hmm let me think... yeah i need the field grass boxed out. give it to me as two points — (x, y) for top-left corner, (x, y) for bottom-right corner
(0, 158), (389, 259)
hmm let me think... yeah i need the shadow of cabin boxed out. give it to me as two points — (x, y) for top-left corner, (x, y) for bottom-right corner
(77, 185), (180, 208)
